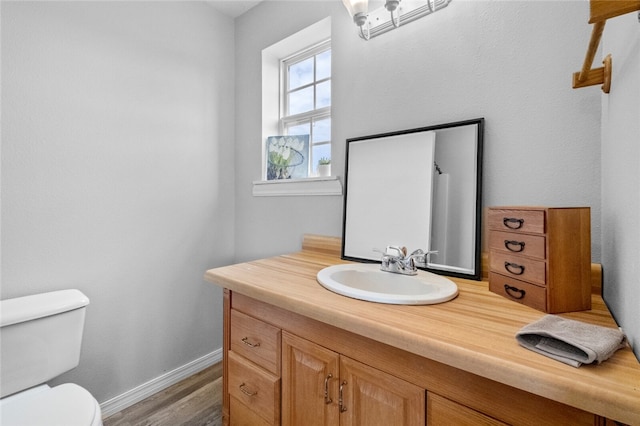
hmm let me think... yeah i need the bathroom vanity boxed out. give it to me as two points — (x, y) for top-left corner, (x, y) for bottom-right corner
(204, 235), (640, 425)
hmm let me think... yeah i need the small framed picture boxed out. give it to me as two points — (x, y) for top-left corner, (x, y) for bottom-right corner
(265, 135), (310, 180)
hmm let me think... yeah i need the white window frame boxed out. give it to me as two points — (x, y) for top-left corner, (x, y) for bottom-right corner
(280, 40), (331, 177)
(254, 17), (341, 197)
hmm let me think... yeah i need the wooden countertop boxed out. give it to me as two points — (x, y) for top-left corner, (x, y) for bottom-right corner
(204, 235), (640, 425)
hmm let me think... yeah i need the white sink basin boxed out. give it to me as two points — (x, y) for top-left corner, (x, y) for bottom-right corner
(316, 263), (458, 305)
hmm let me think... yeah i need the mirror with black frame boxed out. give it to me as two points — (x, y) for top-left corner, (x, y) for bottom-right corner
(341, 118), (484, 280)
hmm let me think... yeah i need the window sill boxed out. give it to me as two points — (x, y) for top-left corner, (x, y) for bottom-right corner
(252, 176), (342, 197)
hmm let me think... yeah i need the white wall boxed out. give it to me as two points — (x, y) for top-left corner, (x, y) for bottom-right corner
(234, 2), (345, 262)
(601, 11), (640, 358)
(1, 2), (235, 402)
(235, 1), (601, 262)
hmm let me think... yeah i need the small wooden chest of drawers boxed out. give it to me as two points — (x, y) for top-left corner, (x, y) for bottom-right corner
(488, 207), (591, 313)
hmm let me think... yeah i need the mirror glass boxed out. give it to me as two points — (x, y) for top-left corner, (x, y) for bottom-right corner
(341, 118), (484, 280)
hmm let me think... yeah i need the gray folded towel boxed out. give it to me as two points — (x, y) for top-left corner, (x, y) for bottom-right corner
(516, 315), (627, 367)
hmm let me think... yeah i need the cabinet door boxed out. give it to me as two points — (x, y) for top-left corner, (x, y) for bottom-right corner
(340, 356), (425, 426)
(282, 332), (340, 426)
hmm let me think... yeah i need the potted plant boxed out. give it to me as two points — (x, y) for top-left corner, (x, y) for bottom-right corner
(317, 157), (331, 177)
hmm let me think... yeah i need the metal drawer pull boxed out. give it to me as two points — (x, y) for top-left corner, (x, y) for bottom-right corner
(504, 284), (526, 300)
(503, 217), (524, 229)
(239, 383), (258, 397)
(339, 381), (348, 412)
(504, 240), (525, 252)
(241, 337), (260, 348)
(324, 373), (333, 404)
(504, 261), (525, 275)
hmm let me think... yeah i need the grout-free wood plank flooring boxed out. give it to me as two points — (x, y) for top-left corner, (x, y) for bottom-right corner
(103, 363), (223, 426)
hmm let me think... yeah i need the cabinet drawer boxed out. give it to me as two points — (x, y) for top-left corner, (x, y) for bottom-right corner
(490, 252), (546, 286)
(427, 393), (508, 426)
(489, 230), (546, 260)
(228, 351), (280, 425)
(230, 309), (281, 375)
(489, 272), (546, 311)
(488, 209), (545, 234)
(230, 397), (272, 426)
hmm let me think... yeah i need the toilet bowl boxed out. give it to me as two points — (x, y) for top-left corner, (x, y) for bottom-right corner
(1, 384), (102, 426)
(0, 290), (103, 426)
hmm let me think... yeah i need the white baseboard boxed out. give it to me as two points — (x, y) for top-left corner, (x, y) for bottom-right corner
(100, 348), (222, 418)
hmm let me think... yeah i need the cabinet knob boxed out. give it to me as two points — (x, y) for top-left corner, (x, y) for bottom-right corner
(239, 383), (258, 397)
(504, 240), (525, 253)
(339, 381), (348, 412)
(241, 337), (261, 348)
(324, 373), (333, 404)
(503, 217), (524, 229)
(504, 284), (526, 300)
(504, 261), (525, 275)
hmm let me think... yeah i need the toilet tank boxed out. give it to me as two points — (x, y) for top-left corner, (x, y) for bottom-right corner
(0, 289), (90, 398)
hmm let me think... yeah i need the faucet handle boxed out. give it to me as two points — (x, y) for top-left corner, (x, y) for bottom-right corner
(373, 246), (407, 259)
(409, 249), (439, 266)
(387, 246), (407, 258)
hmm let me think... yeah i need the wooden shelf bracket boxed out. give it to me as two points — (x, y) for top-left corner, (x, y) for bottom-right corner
(572, 0), (640, 94)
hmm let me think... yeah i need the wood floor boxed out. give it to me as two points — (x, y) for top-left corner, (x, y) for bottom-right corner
(103, 363), (223, 426)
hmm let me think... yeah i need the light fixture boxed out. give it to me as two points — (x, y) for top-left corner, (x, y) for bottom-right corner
(342, 0), (452, 40)
(342, 0), (371, 39)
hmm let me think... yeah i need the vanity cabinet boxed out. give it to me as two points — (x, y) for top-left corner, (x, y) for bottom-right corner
(282, 332), (424, 426)
(223, 290), (602, 426)
(208, 235), (639, 425)
(488, 207), (591, 313)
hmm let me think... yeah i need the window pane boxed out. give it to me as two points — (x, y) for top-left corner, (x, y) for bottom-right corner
(316, 81), (331, 109)
(313, 117), (331, 143)
(289, 57), (314, 90)
(316, 49), (331, 80)
(286, 122), (310, 136)
(288, 86), (314, 115)
(312, 144), (331, 174)
(278, 43), (331, 179)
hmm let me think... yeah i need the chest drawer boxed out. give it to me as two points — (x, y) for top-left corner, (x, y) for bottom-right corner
(488, 231), (546, 260)
(230, 309), (281, 375)
(490, 252), (546, 286)
(228, 351), (281, 425)
(488, 209), (545, 234)
(489, 272), (547, 312)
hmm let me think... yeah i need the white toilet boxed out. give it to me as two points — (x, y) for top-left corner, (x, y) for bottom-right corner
(0, 289), (103, 426)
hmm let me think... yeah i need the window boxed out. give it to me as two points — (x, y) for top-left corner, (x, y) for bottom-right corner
(255, 17), (341, 196)
(281, 41), (331, 177)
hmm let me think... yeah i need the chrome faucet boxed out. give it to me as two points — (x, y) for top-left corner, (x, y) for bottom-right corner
(375, 246), (438, 276)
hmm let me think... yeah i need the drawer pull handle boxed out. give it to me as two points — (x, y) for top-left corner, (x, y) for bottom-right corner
(504, 284), (526, 300)
(504, 240), (525, 252)
(239, 383), (258, 397)
(239, 383), (258, 396)
(504, 261), (525, 275)
(339, 381), (348, 412)
(241, 337), (260, 348)
(324, 373), (333, 404)
(503, 217), (524, 229)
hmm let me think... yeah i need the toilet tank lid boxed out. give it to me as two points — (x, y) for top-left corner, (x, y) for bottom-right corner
(1, 290), (90, 327)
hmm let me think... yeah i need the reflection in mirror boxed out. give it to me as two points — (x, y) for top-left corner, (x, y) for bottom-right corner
(341, 118), (484, 280)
